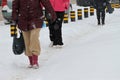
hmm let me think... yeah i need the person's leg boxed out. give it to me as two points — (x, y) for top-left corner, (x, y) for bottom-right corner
(101, 9), (105, 25)
(22, 31), (31, 56)
(29, 28), (41, 56)
(23, 28), (41, 68)
(29, 28), (41, 69)
(48, 20), (55, 42)
(22, 31), (33, 67)
(45, 10), (55, 45)
(96, 9), (101, 25)
(53, 11), (64, 46)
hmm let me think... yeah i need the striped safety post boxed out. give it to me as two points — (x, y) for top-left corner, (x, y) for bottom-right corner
(10, 24), (17, 37)
(90, 6), (94, 16)
(63, 13), (69, 23)
(111, 3), (115, 8)
(84, 8), (88, 18)
(70, 11), (76, 22)
(114, 4), (120, 8)
(77, 9), (82, 20)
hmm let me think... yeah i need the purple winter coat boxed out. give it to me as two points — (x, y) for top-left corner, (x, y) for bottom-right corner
(12, 0), (56, 31)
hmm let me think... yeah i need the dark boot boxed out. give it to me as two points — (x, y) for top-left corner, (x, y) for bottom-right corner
(98, 21), (100, 25)
(97, 19), (100, 25)
(102, 19), (105, 25)
(102, 21), (105, 25)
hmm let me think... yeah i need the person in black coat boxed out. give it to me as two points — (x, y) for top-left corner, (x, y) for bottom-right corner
(94, 0), (109, 25)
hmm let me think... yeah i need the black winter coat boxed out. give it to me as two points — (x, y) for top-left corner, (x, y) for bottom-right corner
(94, 0), (109, 9)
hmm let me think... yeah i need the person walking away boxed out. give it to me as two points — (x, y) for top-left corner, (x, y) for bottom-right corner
(12, 0), (56, 69)
(94, 0), (109, 25)
(47, 0), (70, 48)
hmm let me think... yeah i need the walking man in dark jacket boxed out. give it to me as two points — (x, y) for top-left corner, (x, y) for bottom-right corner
(94, 0), (109, 25)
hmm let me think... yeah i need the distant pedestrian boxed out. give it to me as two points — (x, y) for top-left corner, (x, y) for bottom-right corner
(12, 0), (56, 69)
(94, 0), (109, 25)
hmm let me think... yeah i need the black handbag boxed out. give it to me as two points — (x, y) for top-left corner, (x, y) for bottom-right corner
(12, 31), (25, 55)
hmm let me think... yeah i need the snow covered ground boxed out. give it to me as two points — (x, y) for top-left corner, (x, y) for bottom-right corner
(0, 5), (120, 80)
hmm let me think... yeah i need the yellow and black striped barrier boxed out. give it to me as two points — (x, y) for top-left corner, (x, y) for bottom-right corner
(70, 11), (76, 22)
(114, 4), (120, 8)
(84, 8), (88, 18)
(63, 13), (69, 23)
(111, 3), (115, 8)
(111, 3), (120, 8)
(77, 9), (82, 20)
(10, 25), (17, 37)
(90, 6), (94, 16)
